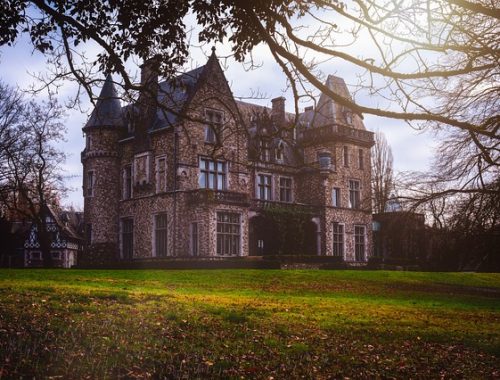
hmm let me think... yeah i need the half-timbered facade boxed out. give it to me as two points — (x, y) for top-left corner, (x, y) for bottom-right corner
(24, 206), (82, 268)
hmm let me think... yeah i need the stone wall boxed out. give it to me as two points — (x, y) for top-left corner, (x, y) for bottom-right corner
(82, 57), (374, 263)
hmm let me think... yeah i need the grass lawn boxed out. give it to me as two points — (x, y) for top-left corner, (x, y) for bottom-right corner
(0, 269), (498, 378)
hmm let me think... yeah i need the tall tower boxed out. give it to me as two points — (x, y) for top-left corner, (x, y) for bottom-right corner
(297, 75), (374, 258)
(81, 74), (122, 265)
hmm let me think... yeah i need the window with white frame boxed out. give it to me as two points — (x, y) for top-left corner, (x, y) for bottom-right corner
(348, 180), (361, 209)
(190, 222), (199, 256)
(123, 165), (132, 199)
(354, 225), (366, 261)
(358, 149), (364, 170)
(332, 187), (341, 207)
(332, 223), (344, 257)
(279, 177), (292, 202)
(155, 155), (167, 193)
(154, 213), (168, 257)
(205, 109), (223, 144)
(343, 146), (349, 167)
(121, 218), (133, 259)
(199, 158), (226, 190)
(86, 171), (94, 197)
(257, 174), (272, 200)
(216, 212), (240, 256)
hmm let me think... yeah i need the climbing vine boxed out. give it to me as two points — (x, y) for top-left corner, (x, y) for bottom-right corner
(261, 204), (315, 255)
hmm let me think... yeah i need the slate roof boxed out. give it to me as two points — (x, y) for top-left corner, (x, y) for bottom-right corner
(85, 74), (123, 128)
(46, 205), (83, 241)
(236, 100), (302, 166)
(299, 75), (366, 130)
(152, 66), (206, 129)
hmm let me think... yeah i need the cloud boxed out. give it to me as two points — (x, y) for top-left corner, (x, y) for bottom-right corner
(0, 11), (439, 209)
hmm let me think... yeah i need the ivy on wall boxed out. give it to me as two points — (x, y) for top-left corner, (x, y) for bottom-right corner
(260, 204), (316, 255)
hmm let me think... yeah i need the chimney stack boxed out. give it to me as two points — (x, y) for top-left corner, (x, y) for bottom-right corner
(136, 56), (161, 151)
(271, 96), (286, 125)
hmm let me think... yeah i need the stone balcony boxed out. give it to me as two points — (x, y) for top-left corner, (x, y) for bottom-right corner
(250, 199), (321, 215)
(297, 124), (374, 147)
(187, 189), (249, 206)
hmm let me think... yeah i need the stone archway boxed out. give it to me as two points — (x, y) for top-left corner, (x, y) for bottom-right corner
(249, 215), (280, 256)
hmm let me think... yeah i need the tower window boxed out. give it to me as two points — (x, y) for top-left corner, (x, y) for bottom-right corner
(86, 171), (94, 197)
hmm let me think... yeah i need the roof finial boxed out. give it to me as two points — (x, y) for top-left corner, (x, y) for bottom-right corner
(211, 46), (216, 56)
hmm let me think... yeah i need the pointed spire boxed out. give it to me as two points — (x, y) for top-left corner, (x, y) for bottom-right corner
(207, 45), (218, 65)
(85, 74), (122, 128)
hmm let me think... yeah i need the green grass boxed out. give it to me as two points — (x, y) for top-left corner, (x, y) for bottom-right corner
(0, 269), (498, 378)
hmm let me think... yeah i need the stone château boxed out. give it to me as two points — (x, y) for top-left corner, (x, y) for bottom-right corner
(81, 50), (374, 264)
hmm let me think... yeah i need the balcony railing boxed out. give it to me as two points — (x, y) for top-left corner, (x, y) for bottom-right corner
(250, 199), (320, 215)
(187, 189), (249, 206)
(298, 124), (374, 145)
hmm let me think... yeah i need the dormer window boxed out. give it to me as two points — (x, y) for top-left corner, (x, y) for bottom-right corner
(345, 111), (353, 125)
(205, 109), (223, 144)
(276, 141), (284, 162)
(259, 140), (270, 162)
(250, 115), (257, 127)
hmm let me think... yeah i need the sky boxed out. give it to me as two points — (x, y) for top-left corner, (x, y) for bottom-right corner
(0, 11), (437, 209)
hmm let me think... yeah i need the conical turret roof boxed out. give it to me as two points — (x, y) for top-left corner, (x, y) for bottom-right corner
(85, 74), (122, 128)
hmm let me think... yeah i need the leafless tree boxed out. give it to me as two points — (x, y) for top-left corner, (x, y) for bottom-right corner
(371, 131), (394, 214)
(0, 80), (67, 266)
(1, 2), (497, 125)
(1, 1), (498, 195)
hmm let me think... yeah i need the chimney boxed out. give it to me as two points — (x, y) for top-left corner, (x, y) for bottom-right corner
(140, 55), (160, 90)
(305, 106), (314, 112)
(136, 56), (161, 151)
(271, 96), (286, 125)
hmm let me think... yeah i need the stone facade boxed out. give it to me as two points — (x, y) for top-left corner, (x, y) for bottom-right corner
(81, 51), (374, 264)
